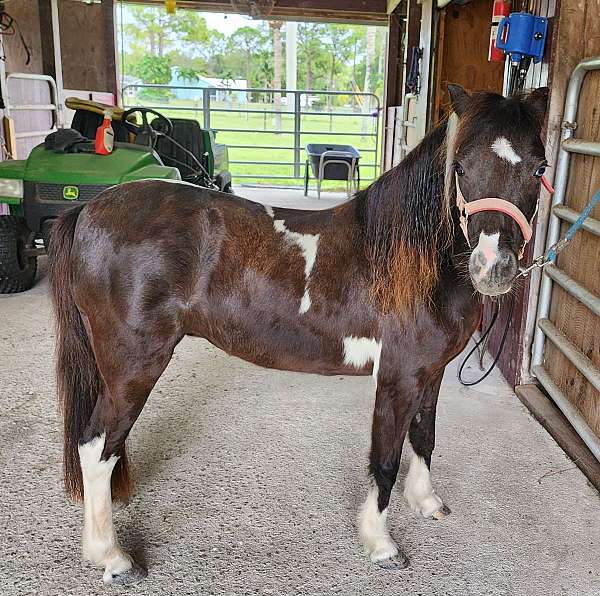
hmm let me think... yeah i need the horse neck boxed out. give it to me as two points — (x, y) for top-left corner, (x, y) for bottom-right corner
(361, 121), (455, 315)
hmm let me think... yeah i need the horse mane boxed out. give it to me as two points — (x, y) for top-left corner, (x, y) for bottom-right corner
(359, 117), (457, 315)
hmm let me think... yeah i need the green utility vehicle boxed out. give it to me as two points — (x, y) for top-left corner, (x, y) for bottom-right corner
(0, 99), (232, 293)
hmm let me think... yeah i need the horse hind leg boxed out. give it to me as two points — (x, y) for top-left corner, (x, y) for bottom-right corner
(78, 320), (179, 585)
(403, 373), (450, 520)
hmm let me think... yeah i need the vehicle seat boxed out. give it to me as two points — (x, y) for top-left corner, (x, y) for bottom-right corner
(153, 118), (213, 181)
(71, 109), (130, 142)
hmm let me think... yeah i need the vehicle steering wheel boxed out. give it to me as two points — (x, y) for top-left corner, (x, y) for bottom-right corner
(121, 107), (173, 148)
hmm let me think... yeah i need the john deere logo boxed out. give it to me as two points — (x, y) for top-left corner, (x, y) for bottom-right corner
(63, 186), (79, 200)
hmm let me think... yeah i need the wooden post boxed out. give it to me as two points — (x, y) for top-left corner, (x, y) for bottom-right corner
(103, 0), (119, 101)
(381, 2), (406, 170)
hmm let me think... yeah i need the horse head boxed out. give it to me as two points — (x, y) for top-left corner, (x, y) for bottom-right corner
(447, 85), (549, 296)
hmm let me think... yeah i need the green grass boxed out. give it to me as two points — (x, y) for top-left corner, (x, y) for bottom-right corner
(128, 96), (382, 190)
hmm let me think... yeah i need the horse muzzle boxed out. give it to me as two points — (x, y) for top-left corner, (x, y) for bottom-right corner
(468, 233), (518, 296)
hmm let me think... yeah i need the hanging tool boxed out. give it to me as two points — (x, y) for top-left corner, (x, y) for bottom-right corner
(495, 11), (548, 94)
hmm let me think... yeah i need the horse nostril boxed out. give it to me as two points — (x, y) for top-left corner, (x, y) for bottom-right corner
(475, 251), (487, 267)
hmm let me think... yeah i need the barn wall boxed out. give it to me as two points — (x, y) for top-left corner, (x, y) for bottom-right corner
(58, 0), (118, 96)
(432, 0), (505, 123)
(3, 0), (43, 74)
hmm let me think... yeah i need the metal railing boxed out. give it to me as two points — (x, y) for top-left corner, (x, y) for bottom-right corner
(531, 56), (600, 461)
(122, 84), (381, 186)
(4, 73), (63, 159)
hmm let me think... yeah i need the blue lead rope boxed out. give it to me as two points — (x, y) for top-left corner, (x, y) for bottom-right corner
(546, 187), (600, 263)
(519, 187), (600, 277)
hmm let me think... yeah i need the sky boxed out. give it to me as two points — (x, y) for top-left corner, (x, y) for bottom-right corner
(119, 5), (262, 34)
(203, 12), (261, 34)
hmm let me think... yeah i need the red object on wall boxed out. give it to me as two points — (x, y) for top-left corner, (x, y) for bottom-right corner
(489, 0), (511, 62)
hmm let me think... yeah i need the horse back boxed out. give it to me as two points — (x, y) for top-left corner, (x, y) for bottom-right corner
(69, 181), (378, 375)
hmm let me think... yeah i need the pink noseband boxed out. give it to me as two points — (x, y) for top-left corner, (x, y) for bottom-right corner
(455, 173), (537, 260)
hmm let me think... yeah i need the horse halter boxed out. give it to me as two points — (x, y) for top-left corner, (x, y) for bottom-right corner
(454, 172), (536, 260)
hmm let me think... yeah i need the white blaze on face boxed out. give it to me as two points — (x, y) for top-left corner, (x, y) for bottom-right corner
(470, 231), (500, 283)
(491, 136), (522, 165)
(273, 219), (320, 314)
(79, 434), (133, 584)
(264, 205), (275, 218)
(342, 336), (382, 379)
(358, 484), (399, 563)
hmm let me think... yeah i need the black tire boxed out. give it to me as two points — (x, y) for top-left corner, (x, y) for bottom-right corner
(0, 215), (38, 293)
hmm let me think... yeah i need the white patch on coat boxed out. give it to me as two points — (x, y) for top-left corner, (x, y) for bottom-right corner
(403, 452), (444, 518)
(470, 232), (500, 282)
(342, 336), (382, 378)
(273, 219), (320, 314)
(491, 136), (522, 165)
(79, 434), (133, 584)
(264, 205), (275, 218)
(358, 484), (399, 563)
(445, 112), (460, 201)
(299, 290), (311, 314)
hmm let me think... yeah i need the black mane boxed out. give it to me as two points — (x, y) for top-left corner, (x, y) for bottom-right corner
(358, 122), (452, 314)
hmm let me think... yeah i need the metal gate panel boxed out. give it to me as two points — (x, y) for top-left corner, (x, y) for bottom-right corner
(531, 56), (600, 461)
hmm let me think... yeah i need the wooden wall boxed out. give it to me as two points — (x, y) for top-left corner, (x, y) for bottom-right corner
(432, 0), (505, 123)
(58, 0), (118, 96)
(542, 0), (600, 438)
(3, 1), (44, 74)
(2, 0), (117, 94)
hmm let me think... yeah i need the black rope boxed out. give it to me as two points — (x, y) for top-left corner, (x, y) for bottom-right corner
(0, 11), (31, 66)
(154, 132), (217, 189)
(458, 294), (515, 387)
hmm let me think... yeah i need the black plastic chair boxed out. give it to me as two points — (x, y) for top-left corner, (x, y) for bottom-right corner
(304, 143), (360, 198)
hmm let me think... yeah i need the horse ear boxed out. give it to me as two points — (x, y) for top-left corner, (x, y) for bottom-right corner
(526, 86), (549, 120)
(447, 84), (472, 116)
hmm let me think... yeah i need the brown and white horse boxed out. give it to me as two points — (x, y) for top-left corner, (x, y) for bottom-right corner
(48, 85), (549, 584)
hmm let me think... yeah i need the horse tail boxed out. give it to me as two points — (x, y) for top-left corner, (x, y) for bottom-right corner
(47, 206), (126, 502)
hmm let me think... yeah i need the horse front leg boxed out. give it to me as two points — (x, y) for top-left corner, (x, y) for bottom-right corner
(358, 376), (420, 569)
(404, 372), (450, 519)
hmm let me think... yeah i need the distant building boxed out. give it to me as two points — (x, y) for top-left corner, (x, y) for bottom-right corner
(169, 69), (248, 102)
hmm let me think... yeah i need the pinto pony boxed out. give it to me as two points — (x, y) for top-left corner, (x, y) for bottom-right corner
(48, 85), (549, 584)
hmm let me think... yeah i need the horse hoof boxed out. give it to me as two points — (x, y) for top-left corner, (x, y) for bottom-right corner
(104, 561), (147, 585)
(375, 552), (410, 570)
(431, 504), (451, 520)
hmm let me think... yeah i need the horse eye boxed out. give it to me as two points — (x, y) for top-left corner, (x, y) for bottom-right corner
(534, 164), (547, 178)
(454, 162), (465, 176)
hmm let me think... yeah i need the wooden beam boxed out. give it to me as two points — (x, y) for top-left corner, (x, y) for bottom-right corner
(37, 0), (56, 80)
(515, 384), (600, 492)
(404, 0), (421, 94)
(383, 11), (402, 109)
(125, 0), (389, 23)
(103, 0), (119, 100)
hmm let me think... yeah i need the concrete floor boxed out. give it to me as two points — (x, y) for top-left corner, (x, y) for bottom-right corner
(238, 186), (349, 210)
(1, 188), (599, 595)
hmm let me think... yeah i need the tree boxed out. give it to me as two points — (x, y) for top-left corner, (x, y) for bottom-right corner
(177, 66), (200, 85)
(124, 6), (210, 58)
(136, 55), (173, 99)
(298, 23), (327, 92)
(269, 21), (283, 130)
(227, 26), (268, 85)
(323, 25), (354, 108)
